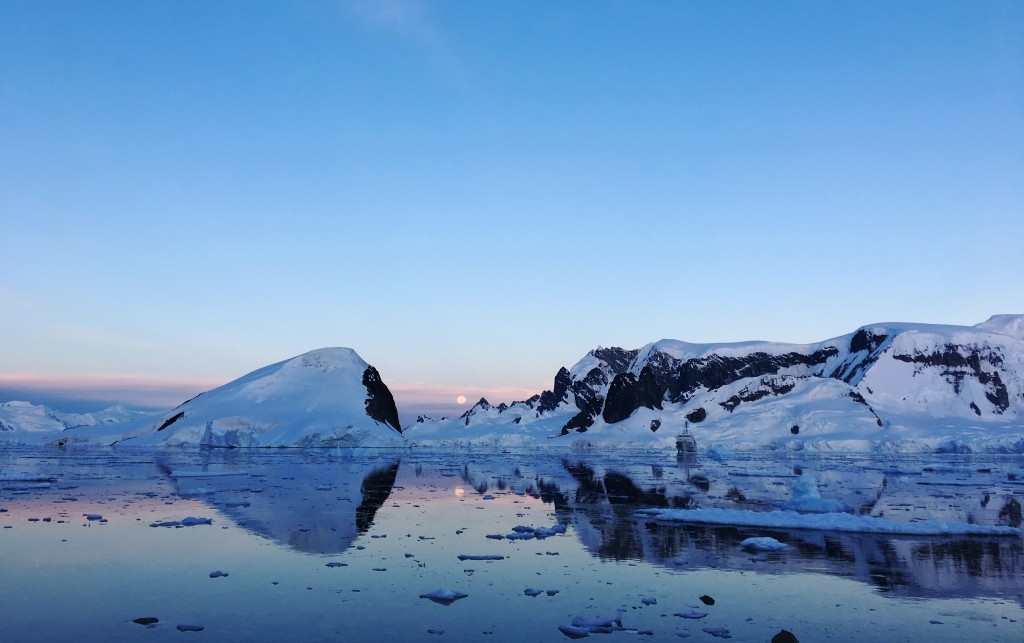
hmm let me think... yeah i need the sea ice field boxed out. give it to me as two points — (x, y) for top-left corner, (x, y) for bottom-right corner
(1, 446), (1021, 642)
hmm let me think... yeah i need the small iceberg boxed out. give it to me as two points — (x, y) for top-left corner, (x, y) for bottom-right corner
(777, 474), (846, 513)
(705, 446), (734, 462)
(419, 588), (468, 605)
(149, 517), (213, 528)
(740, 537), (789, 552)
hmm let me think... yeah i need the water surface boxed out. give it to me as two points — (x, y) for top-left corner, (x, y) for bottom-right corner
(1, 447), (1021, 641)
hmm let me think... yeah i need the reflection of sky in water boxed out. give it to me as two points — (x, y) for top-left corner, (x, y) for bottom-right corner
(1, 447), (1021, 641)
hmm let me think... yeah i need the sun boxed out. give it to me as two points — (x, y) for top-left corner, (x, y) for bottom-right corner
(456, 395), (467, 405)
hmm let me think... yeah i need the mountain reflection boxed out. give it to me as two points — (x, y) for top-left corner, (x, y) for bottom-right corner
(165, 450), (401, 554)
(159, 449), (1021, 603)
(447, 452), (1023, 604)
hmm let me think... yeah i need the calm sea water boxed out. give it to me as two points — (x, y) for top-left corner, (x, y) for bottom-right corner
(1, 446), (1021, 642)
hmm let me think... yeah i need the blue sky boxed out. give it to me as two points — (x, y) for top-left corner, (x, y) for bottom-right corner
(2, 1), (1022, 418)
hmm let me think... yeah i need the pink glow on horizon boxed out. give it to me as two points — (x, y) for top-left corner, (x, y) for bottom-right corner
(386, 383), (546, 420)
(0, 374), (546, 418)
(0, 373), (223, 408)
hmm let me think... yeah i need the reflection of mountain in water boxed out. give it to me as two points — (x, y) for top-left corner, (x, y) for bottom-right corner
(444, 452), (1023, 604)
(356, 462), (399, 532)
(164, 450), (400, 554)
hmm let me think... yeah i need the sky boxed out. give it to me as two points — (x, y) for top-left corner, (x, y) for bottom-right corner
(1, 1), (1022, 419)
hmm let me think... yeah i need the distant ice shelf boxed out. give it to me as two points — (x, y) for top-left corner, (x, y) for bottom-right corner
(634, 507), (1021, 536)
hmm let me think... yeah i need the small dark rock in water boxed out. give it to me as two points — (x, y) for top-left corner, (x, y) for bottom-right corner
(209, 570), (228, 578)
(325, 562), (347, 567)
(772, 630), (799, 643)
(132, 617), (159, 626)
(176, 624), (204, 632)
(699, 595), (715, 606)
(524, 588), (543, 597)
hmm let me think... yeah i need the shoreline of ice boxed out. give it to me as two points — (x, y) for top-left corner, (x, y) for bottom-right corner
(634, 507), (1022, 537)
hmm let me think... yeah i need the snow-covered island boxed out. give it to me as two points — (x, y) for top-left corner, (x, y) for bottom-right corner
(2, 347), (404, 448)
(2, 314), (1023, 452)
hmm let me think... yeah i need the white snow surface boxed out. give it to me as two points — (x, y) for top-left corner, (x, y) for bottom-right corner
(93, 348), (403, 448)
(405, 315), (1024, 453)
(635, 507), (1021, 536)
(0, 401), (149, 444)
(3, 315), (1024, 452)
(976, 314), (1024, 340)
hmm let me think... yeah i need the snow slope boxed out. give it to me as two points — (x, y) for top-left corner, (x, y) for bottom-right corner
(0, 401), (145, 445)
(405, 315), (1024, 452)
(102, 348), (404, 447)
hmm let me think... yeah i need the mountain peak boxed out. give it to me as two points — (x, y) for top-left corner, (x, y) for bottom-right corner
(975, 314), (1024, 340)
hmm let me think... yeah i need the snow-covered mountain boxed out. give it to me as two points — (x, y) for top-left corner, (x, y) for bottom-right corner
(3, 317), (1022, 451)
(0, 401), (145, 444)
(1, 348), (405, 448)
(408, 315), (1024, 452)
(110, 348), (405, 447)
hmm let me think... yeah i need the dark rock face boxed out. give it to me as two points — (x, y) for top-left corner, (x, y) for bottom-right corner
(849, 329), (889, 354)
(538, 367), (572, 413)
(156, 411), (185, 432)
(847, 390), (884, 426)
(561, 410), (596, 435)
(535, 328), (1020, 434)
(361, 366), (402, 433)
(720, 378), (796, 413)
(603, 366), (664, 423)
(892, 345), (1011, 413)
(686, 407), (707, 423)
(665, 348), (839, 403)
(555, 348), (638, 434)
(592, 347), (640, 374)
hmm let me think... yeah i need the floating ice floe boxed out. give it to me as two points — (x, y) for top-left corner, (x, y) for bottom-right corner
(706, 446), (735, 461)
(149, 517), (213, 528)
(169, 470), (249, 478)
(176, 624), (204, 632)
(558, 610), (626, 637)
(505, 523), (566, 540)
(740, 537), (789, 552)
(419, 588), (468, 605)
(635, 507), (1021, 536)
(674, 610), (708, 619)
(776, 474), (846, 513)
(703, 626), (731, 638)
